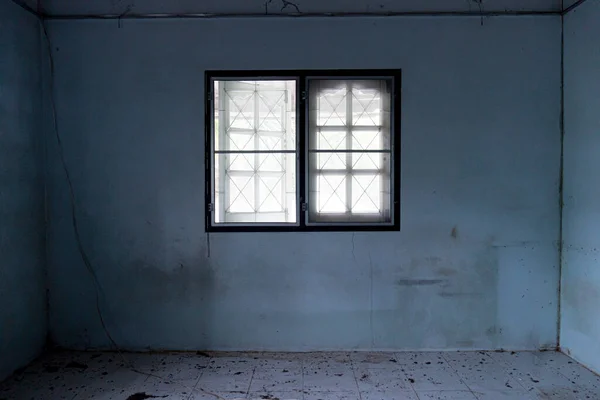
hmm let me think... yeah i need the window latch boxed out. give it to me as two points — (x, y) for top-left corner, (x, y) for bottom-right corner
(301, 202), (307, 212)
(208, 203), (214, 213)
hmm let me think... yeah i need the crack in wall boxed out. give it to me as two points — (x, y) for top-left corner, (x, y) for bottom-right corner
(265, 0), (301, 14)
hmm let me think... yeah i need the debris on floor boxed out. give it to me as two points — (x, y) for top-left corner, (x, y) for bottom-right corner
(0, 350), (598, 399)
(126, 393), (167, 400)
(65, 361), (88, 370)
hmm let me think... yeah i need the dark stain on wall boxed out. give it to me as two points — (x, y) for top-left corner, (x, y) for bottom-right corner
(438, 292), (483, 298)
(436, 267), (458, 277)
(395, 279), (447, 286)
(451, 226), (459, 239)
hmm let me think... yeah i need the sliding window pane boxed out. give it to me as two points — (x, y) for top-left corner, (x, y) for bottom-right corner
(212, 79), (297, 225)
(307, 79), (393, 224)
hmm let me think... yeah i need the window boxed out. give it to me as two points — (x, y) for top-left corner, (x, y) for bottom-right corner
(205, 70), (401, 232)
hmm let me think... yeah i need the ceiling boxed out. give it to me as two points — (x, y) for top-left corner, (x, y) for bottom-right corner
(24, 0), (569, 17)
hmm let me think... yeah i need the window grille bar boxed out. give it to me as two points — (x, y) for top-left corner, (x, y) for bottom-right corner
(345, 82), (353, 214)
(254, 85), (260, 212)
(307, 149), (390, 154)
(316, 125), (383, 132)
(215, 150), (297, 154)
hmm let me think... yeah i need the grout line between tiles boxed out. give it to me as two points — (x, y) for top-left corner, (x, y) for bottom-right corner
(440, 351), (479, 399)
(538, 351), (592, 391)
(5, 351), (598, 400)
(300, 355), (305, 400)
(349, 354), (364, 400)
(482, 351), (532, 394)
(491, 351), (570, 398)
(396, 351), (421, 400)
(246, 365), (256, 398)
(188, 356), (209, 400)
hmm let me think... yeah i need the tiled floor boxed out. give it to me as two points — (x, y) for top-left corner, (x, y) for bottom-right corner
(0, 350), (598, 399)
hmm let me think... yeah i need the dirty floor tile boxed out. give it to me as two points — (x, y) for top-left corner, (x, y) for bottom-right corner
(0, 350), (598, 400)
(417, 391), (478, 400)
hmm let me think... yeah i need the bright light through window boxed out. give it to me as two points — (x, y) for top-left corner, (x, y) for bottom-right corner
(213, 80), (297, 224)
(308, 79), (392, 223)
(206, 70), (400, 231)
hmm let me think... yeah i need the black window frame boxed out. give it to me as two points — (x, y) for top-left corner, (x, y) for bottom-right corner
(205, 69), (401, 233)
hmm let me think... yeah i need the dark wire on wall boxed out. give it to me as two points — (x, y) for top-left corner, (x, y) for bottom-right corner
(40, 20), (223, 400)
(40, 20), (119, 352)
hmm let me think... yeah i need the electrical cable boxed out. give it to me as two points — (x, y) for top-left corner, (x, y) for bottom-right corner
(207, 231), (211, 258)
(41, 20), (225, 400)
(41, 19), (119, 351)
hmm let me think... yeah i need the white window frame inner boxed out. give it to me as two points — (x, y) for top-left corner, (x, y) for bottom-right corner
(211, 78), (300, 227)
(306, 77), (394, 226)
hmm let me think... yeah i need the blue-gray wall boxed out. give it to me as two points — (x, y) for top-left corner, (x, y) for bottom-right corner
(561, 0), (600, 374)
(46, 16), (561, 351)
(0, 0), (47, 381)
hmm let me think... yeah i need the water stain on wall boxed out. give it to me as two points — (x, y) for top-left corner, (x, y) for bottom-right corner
(562, 275), (600, 334)
(370, 244), (500, 349)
